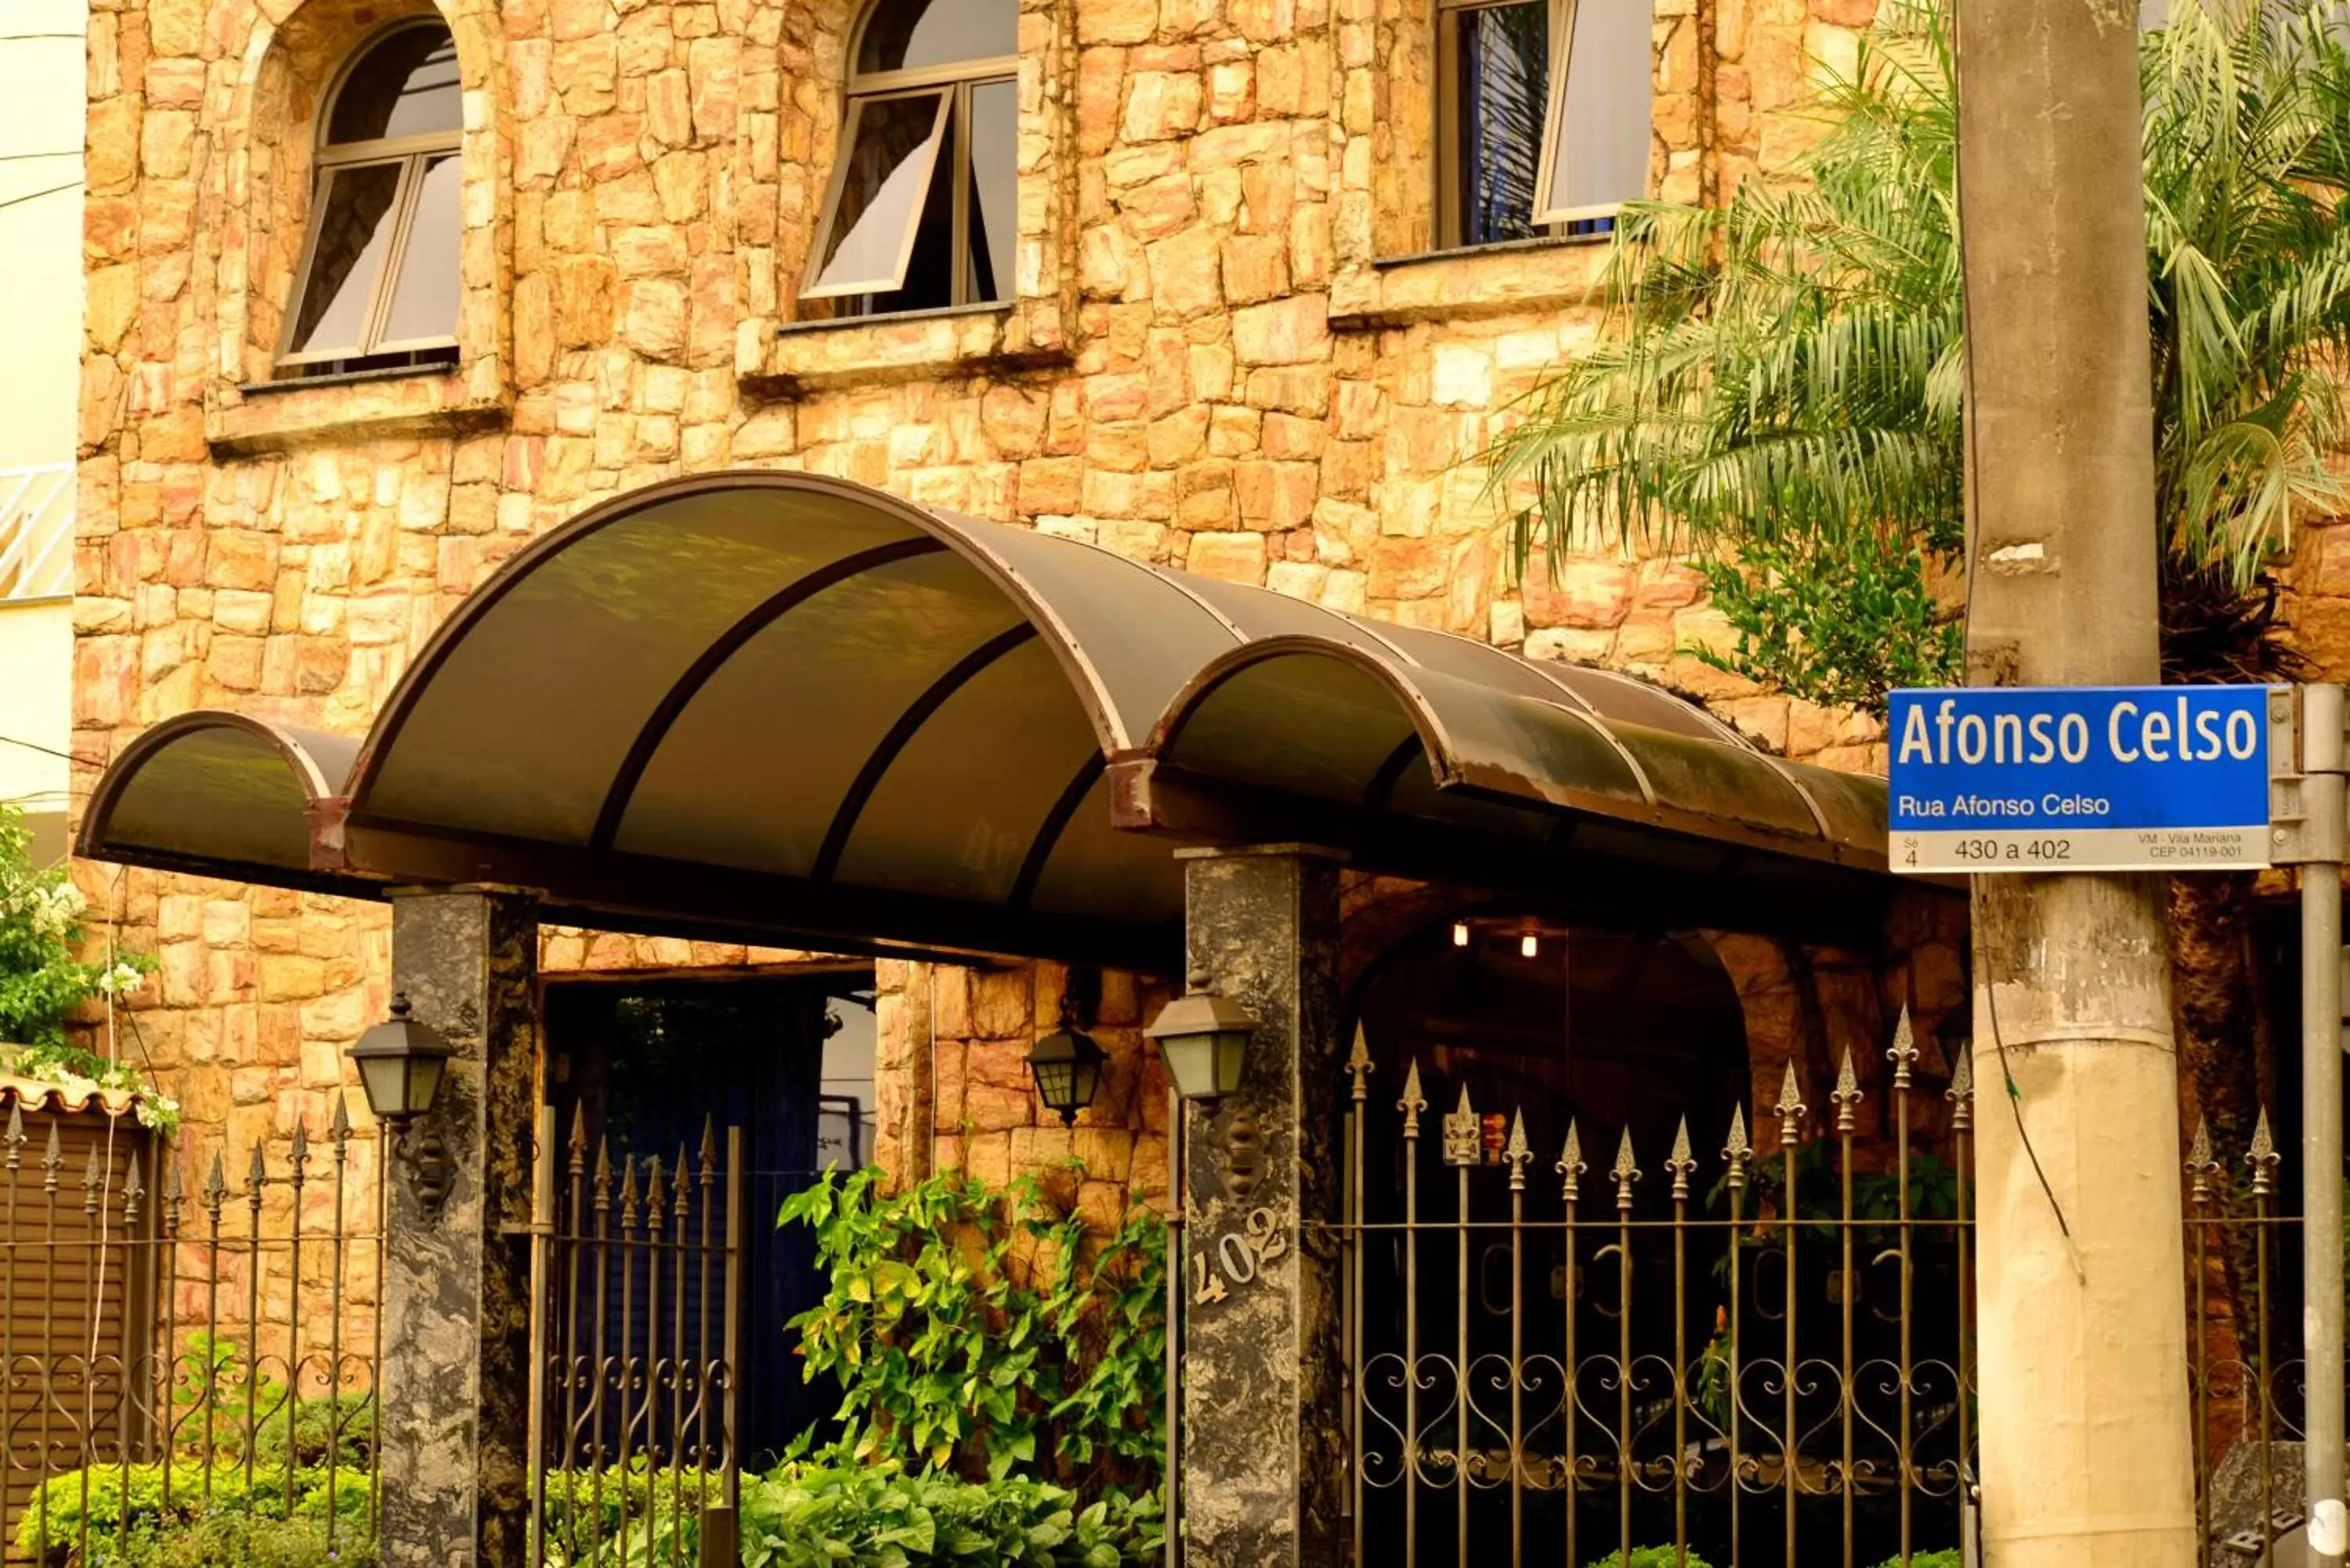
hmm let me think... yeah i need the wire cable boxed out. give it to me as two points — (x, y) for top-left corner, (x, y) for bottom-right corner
(0, 182), (78, 212)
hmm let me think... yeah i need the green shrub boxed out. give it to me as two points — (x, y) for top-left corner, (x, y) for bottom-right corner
(1582, 1550), (1718, 1568)
(532, 1461), (1162, 1567)
(737, 1463), (1162, 1568)
(779, 1167), (1165, 1488)
(537, 1468), (708, 1566)
(1870, 1554), (1961, 1568)
(126, 1516), (374, 1568)
(12, 1463), (372, 1566)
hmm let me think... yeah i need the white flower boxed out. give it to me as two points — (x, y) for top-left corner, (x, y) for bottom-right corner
(24, 882), (87, 940)
(94, 961), (146, 998)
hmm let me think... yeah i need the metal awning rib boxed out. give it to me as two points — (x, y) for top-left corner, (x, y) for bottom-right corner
(79, 470), (1894, 967)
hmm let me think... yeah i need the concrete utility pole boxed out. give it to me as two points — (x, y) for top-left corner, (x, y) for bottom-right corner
(1954, 2), (2197, 1566)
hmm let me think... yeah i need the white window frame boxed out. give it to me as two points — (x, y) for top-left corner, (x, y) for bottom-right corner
(277, 18), (463, 370)
(800, 1), (1019, 311)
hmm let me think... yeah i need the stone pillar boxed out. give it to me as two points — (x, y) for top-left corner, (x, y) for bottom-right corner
(380, 888), (539, 1568)
(1175, 846), (1346, 1566)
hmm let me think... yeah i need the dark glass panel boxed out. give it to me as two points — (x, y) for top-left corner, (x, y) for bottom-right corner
(1453, 0), (1549, 244)
(328, 25), (461, 143)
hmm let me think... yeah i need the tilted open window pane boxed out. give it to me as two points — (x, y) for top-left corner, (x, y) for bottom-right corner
(1536, 0), (1651, 220)
(803, 91), (953, 300)
(329, 25), (461, 143)
(1452, 1), (1550, 245)
(378, 153), (462, 346)
(286, 161), (406, 358)
(967, 78), (1018, 303)
(857, 0), (1018, 74)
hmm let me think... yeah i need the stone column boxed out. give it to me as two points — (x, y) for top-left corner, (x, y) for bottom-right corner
(380, 888), (539, 1568)
(1175, 845), (1346, 1566)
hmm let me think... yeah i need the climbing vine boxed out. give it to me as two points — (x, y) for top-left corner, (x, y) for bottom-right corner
(779, 1165), (1166, 1494)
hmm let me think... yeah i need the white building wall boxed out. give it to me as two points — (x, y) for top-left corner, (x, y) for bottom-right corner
(0, 0), (87, 862)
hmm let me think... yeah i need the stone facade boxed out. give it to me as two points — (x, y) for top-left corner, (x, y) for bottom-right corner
(71, 0), (1906, 1228)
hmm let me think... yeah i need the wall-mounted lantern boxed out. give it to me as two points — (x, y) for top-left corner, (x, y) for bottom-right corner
(349, 992), (456, 1216)
(1144, 985), (1258, 1102)
(1028, 1026), (1108, 1125)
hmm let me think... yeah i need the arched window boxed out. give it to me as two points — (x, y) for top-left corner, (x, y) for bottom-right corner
(278, 20), (463, 373)
(801, 0), (1018, 316)
(1437, 0), (1650, 247)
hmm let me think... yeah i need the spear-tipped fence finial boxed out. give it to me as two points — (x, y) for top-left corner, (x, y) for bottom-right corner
(2249, 1108), (2281, 1198)
(1666, 1117), (1697, 1201)
(1504, 1111), (1531, 1192)
(1611, 1128), (1642, 1209)
(1723, 1104), (1752, 1193)
(1831, 1048), (1863, 1136)
(1559, 1120), (1586, 1205)
(2186, 1115), (2222, 1205)
(1947, 1047), (1974, 1132)
(1398, 1058), (1428, 1140)
(1774, 1063), (1808, 1148)
(1888, 1005), (1918, 1090)
(1346, 1025), (1373, 1102)
(1443, 1084), (1480, 1167)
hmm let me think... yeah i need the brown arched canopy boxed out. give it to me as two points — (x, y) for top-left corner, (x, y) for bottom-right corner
(81, 471), (1893, 969)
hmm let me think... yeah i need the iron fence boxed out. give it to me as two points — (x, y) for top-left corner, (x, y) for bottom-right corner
(1332, 1019), (2316, 1568)
(526, 1106), (745, 1568)
(0, 1096), (383, 1566)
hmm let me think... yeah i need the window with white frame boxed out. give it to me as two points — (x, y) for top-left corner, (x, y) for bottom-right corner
(1437, 0), (1651, 249)
(278, 20), (462, 374)
(801, 0), (1018, 316)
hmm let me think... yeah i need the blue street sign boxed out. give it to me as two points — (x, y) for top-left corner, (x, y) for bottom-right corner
(1886, 686), (2279, 873)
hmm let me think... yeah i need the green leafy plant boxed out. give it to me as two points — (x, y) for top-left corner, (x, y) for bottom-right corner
(1870, 1553), (1961, 1568)
(1490, 0), (2350, 708)
(779, 1167), (1165, 1490)
(530, 1462), (1163, 1568)
(1704, 1146), (1959, 1286)
(1582, 1548), (1719, 1568)
(13, 1462), (373, 1565)
(163, 1336), (362, 1467)
(0, 803), (167, 1128)
(127, 1516), (375, 1568)
(736, 1463), (1162, 1568)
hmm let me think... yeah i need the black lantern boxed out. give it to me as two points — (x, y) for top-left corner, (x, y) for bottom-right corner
(1028, 1027), (1108, 1125)
(1144, 988), (1258, 1101)
(349, 992), (456, 1214)
(349, 992), (451, 1122)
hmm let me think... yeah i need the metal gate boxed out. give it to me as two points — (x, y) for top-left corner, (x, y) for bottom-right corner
(1, 1096), (383, 1565)
(525, 1106), (744, 1568)
(1336, 1028), (1979, 1568)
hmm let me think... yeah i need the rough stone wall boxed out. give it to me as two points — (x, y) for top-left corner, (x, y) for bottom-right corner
(71, 0), (1888, 1236)
(872, 958), (1180, 1221)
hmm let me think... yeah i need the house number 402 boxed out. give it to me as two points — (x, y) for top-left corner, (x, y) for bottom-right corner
(1188, 1207), (1289, 1304)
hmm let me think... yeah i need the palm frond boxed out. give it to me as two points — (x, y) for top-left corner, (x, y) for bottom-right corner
(1490, 0), (2350, 703)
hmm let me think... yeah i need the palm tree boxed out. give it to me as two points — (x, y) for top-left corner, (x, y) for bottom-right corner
(1489, 0), (2350, 1335)
(1491, 0), (2350, 703)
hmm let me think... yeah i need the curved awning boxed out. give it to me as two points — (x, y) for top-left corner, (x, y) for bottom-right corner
(81, 470), (1894, 969)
